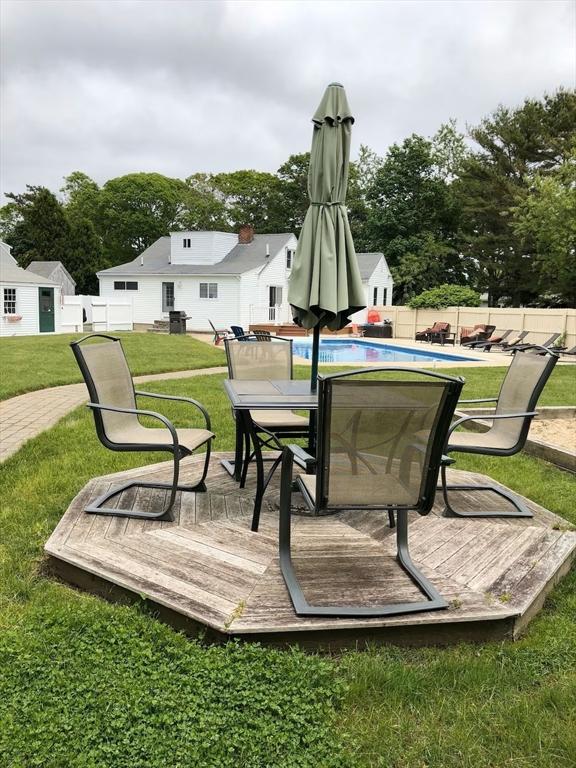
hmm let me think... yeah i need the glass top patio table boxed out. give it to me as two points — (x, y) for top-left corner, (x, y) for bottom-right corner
(223, 379), (318, 411)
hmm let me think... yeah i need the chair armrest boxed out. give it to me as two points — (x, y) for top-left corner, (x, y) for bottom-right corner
(458, 397), (498, 404)
(87, 402), (179, 449)
(134, 390), (211, 431)
(287, 444), (317, 472)
(447, 411), (538, 440)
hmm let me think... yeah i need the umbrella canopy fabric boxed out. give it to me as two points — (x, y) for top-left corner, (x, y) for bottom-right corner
(288, 83), (365, 331)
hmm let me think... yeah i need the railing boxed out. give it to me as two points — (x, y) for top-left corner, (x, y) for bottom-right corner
(249, 304), (292, 324)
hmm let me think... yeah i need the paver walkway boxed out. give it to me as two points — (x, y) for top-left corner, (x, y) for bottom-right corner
(0, 366), (227, 463)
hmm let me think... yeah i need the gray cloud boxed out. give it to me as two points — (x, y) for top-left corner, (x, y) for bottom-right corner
(1, 0), (575, 200)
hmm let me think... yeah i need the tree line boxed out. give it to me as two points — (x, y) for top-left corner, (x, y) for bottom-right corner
(1, 89), (574, 305)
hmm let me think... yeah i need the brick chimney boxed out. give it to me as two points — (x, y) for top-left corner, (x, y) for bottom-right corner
(238, 224), (254, 244)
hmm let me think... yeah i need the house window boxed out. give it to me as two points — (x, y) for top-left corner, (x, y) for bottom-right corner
(382, 288), (388, 305)
(114, 281), (138, 291)
(3, 288), (16, 314)
(183, 238), (191, 248)
(286, 248), (294, 269)
(200, 282), (218, 299)
(373, 287), (378, 305)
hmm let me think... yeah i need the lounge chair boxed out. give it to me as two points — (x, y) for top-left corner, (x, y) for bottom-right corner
(509, 333), (561, 354)
(224, 335), (310, 530)
(414, 321), (450, 342)
(558, 344), (576, 358)
(465, 329), (512, 349)
(440, 347), (558, 518)
(459, 324), (496, 345)
(278, 367), (463, 617)
(481, 330), (529, 352)
(208, 319), (229, 346)
(70, 334), (214, 520)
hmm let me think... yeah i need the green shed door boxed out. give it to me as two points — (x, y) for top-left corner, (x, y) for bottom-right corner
(38, 288), (55, 332)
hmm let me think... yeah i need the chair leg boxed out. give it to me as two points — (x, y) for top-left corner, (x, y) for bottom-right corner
(278, 459), (447, 617)
(439, 464), (533, 518)
(85, 446), (210, 521)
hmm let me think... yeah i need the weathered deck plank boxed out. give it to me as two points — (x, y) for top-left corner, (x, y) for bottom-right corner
(45, 452), (576, 650)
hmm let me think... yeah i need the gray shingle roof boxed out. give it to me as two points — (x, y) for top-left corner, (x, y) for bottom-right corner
(97, 234), (295, 276)
(356, 252), (384, 280)
(0, 249), (58, 285)
(27, 261), (76, 285)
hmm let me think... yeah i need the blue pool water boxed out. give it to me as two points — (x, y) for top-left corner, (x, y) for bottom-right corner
(292, 339), (478, 364)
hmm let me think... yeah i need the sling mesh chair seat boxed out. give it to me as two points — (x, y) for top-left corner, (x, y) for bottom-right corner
(71, 334), (214, 521)
(224, 335), (310, 528)
(278, 367), (463, 618)
(440, 347), (558, 518)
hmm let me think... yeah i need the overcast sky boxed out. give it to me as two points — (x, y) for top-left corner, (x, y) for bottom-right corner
(1, 0), (575, 201)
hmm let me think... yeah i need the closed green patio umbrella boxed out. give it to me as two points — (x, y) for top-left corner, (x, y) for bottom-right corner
(288, 82), (365, 393)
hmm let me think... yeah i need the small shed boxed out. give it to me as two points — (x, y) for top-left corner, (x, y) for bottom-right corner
(26, 261), (76, 296)
(0, 242), (62, 336)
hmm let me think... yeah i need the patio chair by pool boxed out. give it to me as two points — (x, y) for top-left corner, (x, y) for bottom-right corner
(230, 325), (246, 339)
(278, 367), (463, 617)
(459, 324), (496, 345)
(481, 330), (529, 352)
(414, 321), (450, 342)
(440, 347), (558, 518)
(208, 319), (229, 345)
(224, 335), (310, 530)
(71, 334), (214, 521)
(465, 329), (512, 349)
(509, 333), (561, 354)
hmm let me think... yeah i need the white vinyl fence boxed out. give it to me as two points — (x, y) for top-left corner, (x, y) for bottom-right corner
(61, 296), (84, 333)
(91, 298), (133, 332)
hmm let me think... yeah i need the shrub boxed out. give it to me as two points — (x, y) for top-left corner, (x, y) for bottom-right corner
(408, 284), (481, 309)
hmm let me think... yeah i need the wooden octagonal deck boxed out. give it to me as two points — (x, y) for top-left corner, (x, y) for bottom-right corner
(45, 453), (576, 650)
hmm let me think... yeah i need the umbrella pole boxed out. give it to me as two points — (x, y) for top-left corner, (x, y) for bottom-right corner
(308, 325), (320, 453)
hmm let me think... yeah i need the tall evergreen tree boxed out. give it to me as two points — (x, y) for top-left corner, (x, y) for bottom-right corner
(4, 186), (71, 267)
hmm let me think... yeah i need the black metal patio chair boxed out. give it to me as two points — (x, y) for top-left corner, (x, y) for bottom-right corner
(224, 335), (310, 530)
(71, 334), (214, 521)
(440, 347), (558, 518)
(278, 367), (463, 617)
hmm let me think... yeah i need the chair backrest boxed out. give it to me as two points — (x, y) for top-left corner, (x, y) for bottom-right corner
(230, 325), (245, 338)
(70, 334), (138, 446)
(433, 321), (450, 333)
(225, 335), (293, 380)
(490, 348), (558, 452)
(314, 368), (463, 514)
(484, 324), (496, 337)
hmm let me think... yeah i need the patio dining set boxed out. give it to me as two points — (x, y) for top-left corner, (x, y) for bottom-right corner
(69, 331), (558, 620)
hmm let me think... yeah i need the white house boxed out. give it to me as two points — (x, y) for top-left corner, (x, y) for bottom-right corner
(26, 261), (76, 296)
(351, 252), (395, 324)
(0, 241), (62, 337)
(97, 227), (394, 332)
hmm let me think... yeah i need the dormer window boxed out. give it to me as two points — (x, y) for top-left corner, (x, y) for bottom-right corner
(286, 248), (294, 269)
(183, 238), (191, 248)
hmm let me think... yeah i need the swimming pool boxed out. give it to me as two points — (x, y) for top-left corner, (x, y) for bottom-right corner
(291, 339), (478, 364)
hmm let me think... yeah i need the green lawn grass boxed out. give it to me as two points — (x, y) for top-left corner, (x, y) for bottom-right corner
(0, 332), (226, 400)
(0, 369), (575, 767)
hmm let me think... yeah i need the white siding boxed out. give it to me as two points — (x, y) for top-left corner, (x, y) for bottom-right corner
(252, 235), (297, 324)
(170, 232), (238, 266)
(368, 256), (394, 308)
(100, 274), (240, 331)
(0, 283), (62, 336)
